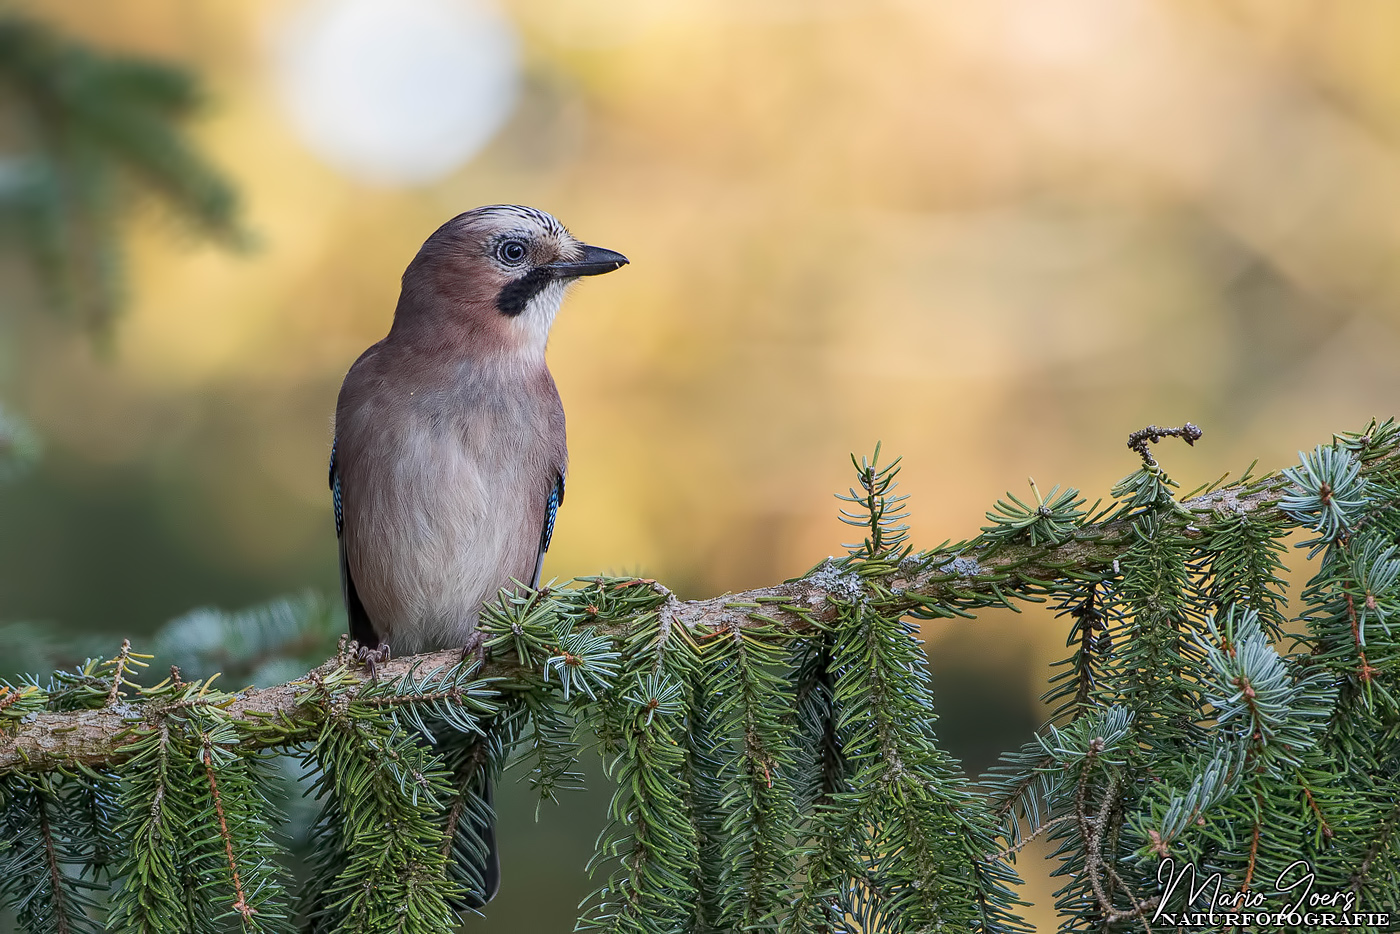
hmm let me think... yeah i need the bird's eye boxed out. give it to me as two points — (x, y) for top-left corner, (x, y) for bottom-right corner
(497, 240), (528, 265)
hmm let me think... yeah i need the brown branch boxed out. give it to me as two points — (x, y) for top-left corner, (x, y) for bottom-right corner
(439, 737), (490, 862)
(1080, 771), (1156, 929)
(37, 785), (72, 934)
(106, 639), (134, 706)
(1077, 755), (1112, 917)
(1242, 799), (1263, 893)
(989, 813), (1075, 860)
(202, 738), (254, 920)
(0, 464), (1326, 776)
(1344, 592), (1379, 683)
(0, 686), (24, 714)
(1301, 780), (1333, 840)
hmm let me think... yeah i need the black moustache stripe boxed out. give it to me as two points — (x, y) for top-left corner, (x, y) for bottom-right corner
(496, 268), (554, 317)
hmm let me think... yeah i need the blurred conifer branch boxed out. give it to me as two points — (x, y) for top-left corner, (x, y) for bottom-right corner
(0, 15), (243, 336)
(0, 402), (39, 482)
(1, 418), (1399, 933)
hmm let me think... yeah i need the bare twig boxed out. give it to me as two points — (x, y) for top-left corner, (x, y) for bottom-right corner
(990, 814), (1075, 860)
(1128, 423), (1203, 468)
(106, 639), (134, 706)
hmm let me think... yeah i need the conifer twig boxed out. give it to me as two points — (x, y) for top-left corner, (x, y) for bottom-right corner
(201, 740), (254, 920)
(0, 456), (1380, 775)
(1127, 423), (1203, 467)
(5, 440), (1398, 778)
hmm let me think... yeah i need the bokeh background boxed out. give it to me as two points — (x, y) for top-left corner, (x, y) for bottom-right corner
(4, 0), (1400, 929)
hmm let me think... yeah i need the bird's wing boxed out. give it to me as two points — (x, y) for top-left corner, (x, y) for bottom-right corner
(330, 438), (379, 648)
(531, 473), (565, 589)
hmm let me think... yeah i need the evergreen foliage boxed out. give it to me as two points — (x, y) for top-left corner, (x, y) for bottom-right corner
(0, 404), (40, 484)
(0, 15), (242, 333)
(1, 419), (1399, 933)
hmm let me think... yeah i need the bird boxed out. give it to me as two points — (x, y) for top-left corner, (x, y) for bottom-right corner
(328, 204), (627, 905)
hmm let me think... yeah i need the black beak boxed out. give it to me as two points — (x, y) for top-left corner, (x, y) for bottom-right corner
(547, 244), (629, 278)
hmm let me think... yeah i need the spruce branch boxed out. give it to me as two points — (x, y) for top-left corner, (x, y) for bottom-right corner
(199, 738), (253, 923)
(3, 440), (1398, 774)
(1, 423), (1399, 934)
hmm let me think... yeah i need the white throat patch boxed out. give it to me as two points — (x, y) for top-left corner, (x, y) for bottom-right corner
(510, 278), (568, 356)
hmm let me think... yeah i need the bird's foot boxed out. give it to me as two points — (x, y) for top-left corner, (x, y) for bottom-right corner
(460, 630), (489, 669)
(355, 642), (391, 680)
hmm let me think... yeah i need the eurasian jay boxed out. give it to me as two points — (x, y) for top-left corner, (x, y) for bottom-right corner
(328, 204), (627, 904)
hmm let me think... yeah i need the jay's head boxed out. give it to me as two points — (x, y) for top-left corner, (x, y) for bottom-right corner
(396, 204), (627, 357)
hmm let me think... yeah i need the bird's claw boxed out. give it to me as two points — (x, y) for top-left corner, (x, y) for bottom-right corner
(460, 630), (489, 668)
(355, 642), (391, 680)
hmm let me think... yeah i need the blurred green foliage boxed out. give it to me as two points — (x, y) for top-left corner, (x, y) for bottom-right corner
(153, 591), (341, 688)
(0, 10), (267, 642)
(0, 404), (37, 482)
(0, 14), (242, 334)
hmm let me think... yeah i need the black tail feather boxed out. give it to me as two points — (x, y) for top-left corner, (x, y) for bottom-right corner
(458, 774), (500, 909)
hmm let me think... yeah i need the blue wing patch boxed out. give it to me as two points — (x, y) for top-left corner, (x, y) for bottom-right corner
(541, 474), (564, 553)
(329, 439), (343, 537)
(532, 474), (565, 589)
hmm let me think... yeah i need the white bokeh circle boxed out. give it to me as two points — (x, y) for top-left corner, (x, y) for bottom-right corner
(271, 0), (521, 186)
